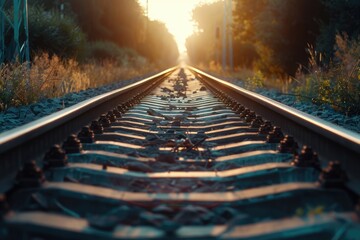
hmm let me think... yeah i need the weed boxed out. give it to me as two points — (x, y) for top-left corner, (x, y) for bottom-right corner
(0, 53), (154, 111)
(295, 35), (360, 115)
(244, 70), (264, 91)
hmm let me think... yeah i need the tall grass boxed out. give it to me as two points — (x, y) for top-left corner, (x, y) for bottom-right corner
(201, 61), (265, 91)
(197, 34), (360, 115)
(0, 53), (153, 111)
(295, 35), (360, 115)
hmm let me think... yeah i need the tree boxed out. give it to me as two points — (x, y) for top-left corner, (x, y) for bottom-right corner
(28, 0), (179, 65)
(186, 1), (224, 65)
(187, 0), (325, 76)
(26, 3), (86, 58)
(138, 20), (178, 66)
(68, 0), (178, 65)
(235, 0), (324, 76)
(316, 0), (360, 59)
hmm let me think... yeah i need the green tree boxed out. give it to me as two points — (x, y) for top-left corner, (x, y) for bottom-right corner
(68, 0), (143, 47)
(186, 1), (224, 65)
(26, 0), (179, 65)
(235, 0), (324, 76)
(138, 20), (179, 66)
(316, 0), (360, 59)
(68, 0), (178, 65)
(27, 4), (86, 58)
(187, 0), (325, 75)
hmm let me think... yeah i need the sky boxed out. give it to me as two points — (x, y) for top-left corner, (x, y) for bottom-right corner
(138, 0), (219, 53)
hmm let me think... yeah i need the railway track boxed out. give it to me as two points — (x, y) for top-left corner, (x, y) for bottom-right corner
(0, 67), (360, 239)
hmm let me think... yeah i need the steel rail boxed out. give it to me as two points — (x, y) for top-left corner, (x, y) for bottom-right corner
(0, 67), (177, 185)
(189, 66), (360, 193)
(2, 67), (360, 239)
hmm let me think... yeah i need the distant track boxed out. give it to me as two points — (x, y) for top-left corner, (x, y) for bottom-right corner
(1, 66), (359, 239)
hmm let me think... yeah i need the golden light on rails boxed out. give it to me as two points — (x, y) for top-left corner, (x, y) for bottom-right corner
(138, 0), (219, 54)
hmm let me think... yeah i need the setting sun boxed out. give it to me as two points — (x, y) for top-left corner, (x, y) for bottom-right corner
(138, 0), (219, 53)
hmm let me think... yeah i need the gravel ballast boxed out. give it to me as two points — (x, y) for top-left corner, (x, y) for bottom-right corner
(0, 71), (359, 134)
(205, 72), (360, 134)
(0, 75), (150, 134)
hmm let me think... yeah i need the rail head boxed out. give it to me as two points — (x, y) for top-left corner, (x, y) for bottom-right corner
(189, 66), (360, 188)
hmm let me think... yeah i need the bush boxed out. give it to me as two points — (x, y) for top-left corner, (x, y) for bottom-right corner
(83, 41), (148, 67)
(233, 41), (260, 68)
(0, 53), (90, 110)
(28, 5), (86, 58)
(0, 53), (154, 111)
(244, 71), (264, 91)
(295, 35), (360, 115)
(0, 62), (28, 109)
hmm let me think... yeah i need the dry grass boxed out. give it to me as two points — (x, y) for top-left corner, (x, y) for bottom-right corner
(198, 61), (268, 91)
(199, 60), (295, 92)
(196, 34), (360, 115)
(295, 35), (360, 115)
(0, 53), (154, 111)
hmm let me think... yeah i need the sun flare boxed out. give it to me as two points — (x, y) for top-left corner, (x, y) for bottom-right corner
(138, 0), (219, 53)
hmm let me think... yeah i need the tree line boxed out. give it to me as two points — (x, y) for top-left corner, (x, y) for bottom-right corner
(25, 0), (179, 66)
(186, 0), (360, 76)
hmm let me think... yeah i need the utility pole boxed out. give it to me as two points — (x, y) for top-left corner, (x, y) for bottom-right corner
(215, 26), (220, 65)
(222, 0), (227, 71)
(146, 0), (149, 38)
(0, 0), (30, 63)
(228, 0), (234, 71)
(221, 0), (234, 71)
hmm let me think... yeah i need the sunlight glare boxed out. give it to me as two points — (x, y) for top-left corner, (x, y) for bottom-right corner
(138, 0), (218, 53)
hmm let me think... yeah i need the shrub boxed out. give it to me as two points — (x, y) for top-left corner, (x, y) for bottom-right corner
(84, 41), (124, 61)
(233, 41), (260, 68)
(244, 70), (264, 91)
(0, 53), (90, 110)
(295, 35), (360, 115)
(83, 41), (148, 67)
(0, 53), (154, 111)
(28, 5), (86, 58)
(0, 62), (28, 109)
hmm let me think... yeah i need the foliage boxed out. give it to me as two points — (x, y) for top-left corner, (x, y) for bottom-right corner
(1, 0), (178, 111)
(187, 0), (360, 116)
(233, 41), (259, 68)
(244, 71), (264, 91)
(67, 0), (178, 66)
(316, 0), (360, 59)
(186, 1), (224, 66)
(0, 62), (28, 108)
(26, 0), (179, 65)
(84, 41), (124, 61)
(68, 0), (143, 46)
(27, 5), (86, 58)
(295, 35), (360, 115)
(83, 41), (147, 67)
(187, 0), (324, 76)
(137, 20), (179, 67)
(256, 0), (323, 75)
(0, 53), (154, 111)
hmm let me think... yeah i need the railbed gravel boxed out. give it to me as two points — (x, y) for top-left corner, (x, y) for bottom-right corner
(0, 70), (359, 134)
(207, 72), (360, 134)
(0, 73), (155, 134)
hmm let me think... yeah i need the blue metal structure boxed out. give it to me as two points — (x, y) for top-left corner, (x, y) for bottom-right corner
(0, 0), (30, 63)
